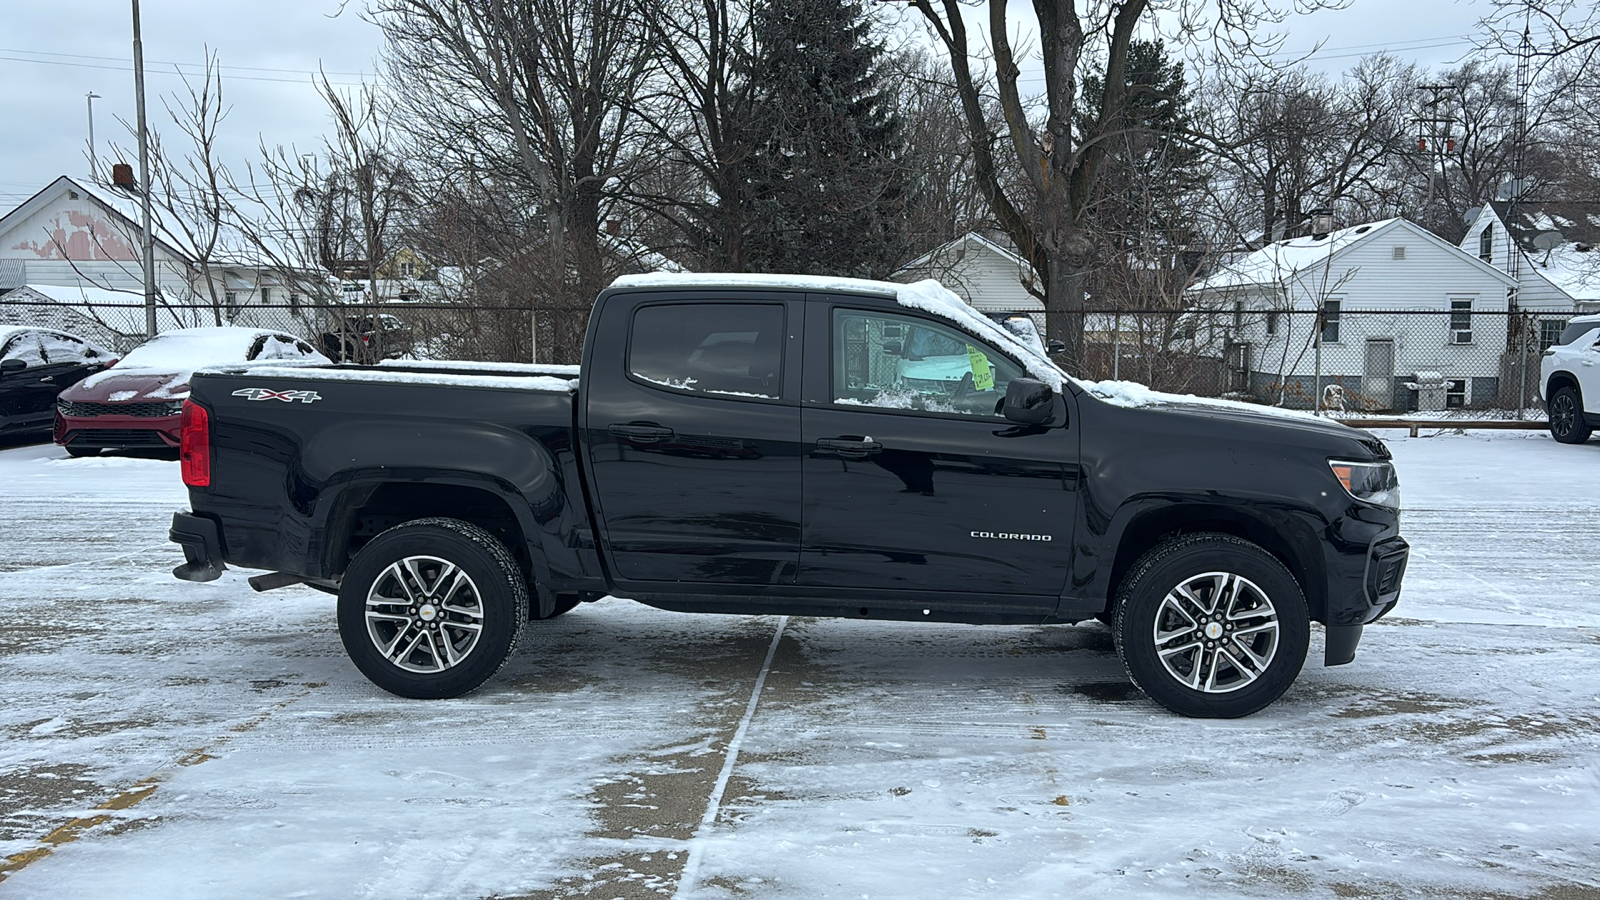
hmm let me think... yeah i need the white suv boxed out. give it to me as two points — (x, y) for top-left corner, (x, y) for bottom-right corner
(1541, 313), (1600, 444)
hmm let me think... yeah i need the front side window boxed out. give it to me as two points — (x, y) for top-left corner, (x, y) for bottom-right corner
(832, 309), (1023, 417)
(628, 303), (785, 399)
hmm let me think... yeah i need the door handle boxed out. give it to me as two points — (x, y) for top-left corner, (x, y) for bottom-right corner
(816, 436), (882, 455)
(40, 376), (54, 382)
(608, 423), (675, 442)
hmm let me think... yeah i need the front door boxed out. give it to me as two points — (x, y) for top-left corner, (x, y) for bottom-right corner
(583, 293), (805, 585)
(798, 299), (1077, 611)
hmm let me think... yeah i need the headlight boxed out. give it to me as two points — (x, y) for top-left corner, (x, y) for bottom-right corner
(1329, 459), (1400, 509)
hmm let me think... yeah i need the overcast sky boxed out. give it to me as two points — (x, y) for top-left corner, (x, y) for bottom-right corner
(0, 0), (1495, 213)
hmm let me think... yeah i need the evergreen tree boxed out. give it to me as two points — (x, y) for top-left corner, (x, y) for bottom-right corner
(740, 0), (911, 278)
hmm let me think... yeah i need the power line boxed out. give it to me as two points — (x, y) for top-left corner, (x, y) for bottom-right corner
(0, 47), (373, 79)
(0, 53), (371, 86)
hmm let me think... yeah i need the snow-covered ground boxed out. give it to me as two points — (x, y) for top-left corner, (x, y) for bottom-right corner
(0, 430), (1597, 899)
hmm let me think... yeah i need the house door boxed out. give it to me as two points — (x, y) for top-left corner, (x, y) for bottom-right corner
(1363, 339), (1395, 411)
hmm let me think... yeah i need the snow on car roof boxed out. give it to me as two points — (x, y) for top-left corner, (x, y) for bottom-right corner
(77, 326), (329, 394)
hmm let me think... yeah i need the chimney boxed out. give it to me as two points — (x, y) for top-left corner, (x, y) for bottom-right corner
(111, 163), (137, 190)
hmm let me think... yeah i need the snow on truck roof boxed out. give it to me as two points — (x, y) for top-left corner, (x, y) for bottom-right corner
(609, 273), (1332, 421)
(610, 273), (1067, 389)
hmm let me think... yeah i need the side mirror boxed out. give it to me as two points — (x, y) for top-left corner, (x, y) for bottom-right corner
(0, 358), (26, 377)
(1002, 377), (1055, 425)
(1046, 340), (1066, 355)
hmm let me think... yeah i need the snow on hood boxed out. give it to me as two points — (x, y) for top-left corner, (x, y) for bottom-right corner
(76, 327), (328, 398)
(1081, 379), (1329, 422)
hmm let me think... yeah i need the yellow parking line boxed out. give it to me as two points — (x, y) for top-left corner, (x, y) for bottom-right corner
(0, 686), (318, 883)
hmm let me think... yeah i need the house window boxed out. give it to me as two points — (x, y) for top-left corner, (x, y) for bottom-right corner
(261, 287), (272, 305)
(289, 292), (302, 313)
(400, 262), (415, 278)
(1450, 299), (1473, 344)
(1392, 246), (1407, 260)
(1233, 301), (1243, 331)
(1320, 300), (1341, 344)
(1445, 378), (1467, 408)
(1478, 224), (1493, 262)
(225, 291), (239, 313)
(1266, 310), (1279, 336)
(1539, 319), (1566, 350)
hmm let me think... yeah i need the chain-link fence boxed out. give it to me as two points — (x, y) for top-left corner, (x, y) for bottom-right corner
(1063, 308), (1573, 416)
(0, 291), (1578, 417)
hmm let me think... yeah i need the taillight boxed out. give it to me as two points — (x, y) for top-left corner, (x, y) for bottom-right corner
(180, 401), (211, 487)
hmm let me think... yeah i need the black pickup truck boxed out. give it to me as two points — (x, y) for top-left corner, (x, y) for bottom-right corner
(170, 274), (1408, 717)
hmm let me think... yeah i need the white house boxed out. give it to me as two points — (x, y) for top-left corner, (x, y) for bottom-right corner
(1461, 201), (1600, 334)
(893, 231), (1043, 321)
(0, 176), (328, 338)
(1189, 217), (1519, 410)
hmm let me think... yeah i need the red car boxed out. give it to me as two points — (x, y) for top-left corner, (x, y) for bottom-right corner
(55, 327), (328, 457)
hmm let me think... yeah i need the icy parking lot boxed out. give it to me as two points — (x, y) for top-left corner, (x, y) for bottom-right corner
(0, 430), (1597, 899)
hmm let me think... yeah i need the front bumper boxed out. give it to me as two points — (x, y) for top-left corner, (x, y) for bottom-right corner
(170, 511), (227, 582)
(56, 412), (181, 449)
(1325, 534), (1409, 666)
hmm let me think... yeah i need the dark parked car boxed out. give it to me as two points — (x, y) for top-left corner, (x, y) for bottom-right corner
(319, 314), (414, 364)
(55, 327), (327, 456)
(0, 326), (116, 440)
(171, 275), (1408, 718)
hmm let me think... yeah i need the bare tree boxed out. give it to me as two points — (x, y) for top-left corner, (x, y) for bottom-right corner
(374, 0), (654, 363)
(903, 0), (1344, 374)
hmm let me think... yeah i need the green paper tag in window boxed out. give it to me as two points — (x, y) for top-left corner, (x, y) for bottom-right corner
(965, 344), (994, 391)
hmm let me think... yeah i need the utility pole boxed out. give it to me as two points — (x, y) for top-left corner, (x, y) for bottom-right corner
(1415, 84), (1455, 209)
(86, 92), (102, 181)
(131, 0), (158, 338)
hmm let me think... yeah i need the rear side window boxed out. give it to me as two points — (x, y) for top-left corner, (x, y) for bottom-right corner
(1557, 321), (1600, 347)
(39, 331), (103, 364)
(1, 332), (45, 366)
(628, 304), (785, 399)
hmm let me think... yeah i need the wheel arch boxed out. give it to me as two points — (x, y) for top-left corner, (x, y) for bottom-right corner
(1546, 370), (1581, 403)
(322, 474), (552, 611)
(1103, 503), (1328, 624)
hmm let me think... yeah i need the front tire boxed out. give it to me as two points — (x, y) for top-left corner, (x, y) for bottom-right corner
(1548, 385), (1592, 444)
(337, 517), (528, 699)
(1113, 533), (1309, 718)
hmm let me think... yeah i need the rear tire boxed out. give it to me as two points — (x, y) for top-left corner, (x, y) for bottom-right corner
(337, 517), (527, 699)
(1113, 533), (1309, 718)
(1548, 385), (1592, 444)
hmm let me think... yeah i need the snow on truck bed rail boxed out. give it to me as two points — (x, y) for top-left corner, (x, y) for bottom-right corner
(202, 359), (579, 393)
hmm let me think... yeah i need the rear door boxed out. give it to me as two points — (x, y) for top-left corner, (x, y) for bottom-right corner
(798, 296), (1077, 611)
(582, 292), (805, 585)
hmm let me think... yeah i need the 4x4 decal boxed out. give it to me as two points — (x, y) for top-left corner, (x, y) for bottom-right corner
(232, 388), (323, 404)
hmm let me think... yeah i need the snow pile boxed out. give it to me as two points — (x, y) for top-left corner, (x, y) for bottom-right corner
(78, 327), (328, 395)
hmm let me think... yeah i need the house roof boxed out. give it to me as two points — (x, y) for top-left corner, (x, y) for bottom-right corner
(1474, 201), (1600, 302)
(897, 231), (1030, 273)
(1487, 200), (1600, 249)
(5, 283), (207, 336)
(0, 175), (199, 264)
(1192, 217), (1516, 292)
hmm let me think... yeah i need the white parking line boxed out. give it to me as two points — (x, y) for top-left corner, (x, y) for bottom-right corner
(672, 616), (788, 900)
